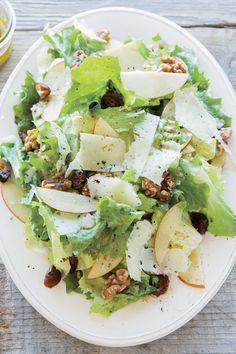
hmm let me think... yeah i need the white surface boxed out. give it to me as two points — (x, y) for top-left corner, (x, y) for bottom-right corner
(0, 7), (235, 348)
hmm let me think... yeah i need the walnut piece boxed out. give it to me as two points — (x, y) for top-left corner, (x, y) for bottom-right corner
(42, 178), (72, 191)
(72, 50), (87, 68)
(142, 174), (175, 202)
(159, 55), (187, 74)
(98, 28), (111, 43)
(24, 129), (40, 152)
(0, 159), (11, 183)
(102, 269), (130, 299)
(35, 82), (51, 101)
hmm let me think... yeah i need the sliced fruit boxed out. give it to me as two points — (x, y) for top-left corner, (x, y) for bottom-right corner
(87, 175), (141, 208)
(87, 253), (122, 279)
(121, 71), (188, 99)
(1, 180), (31, 223)
(36, 187), (96, 213)
(182, 143), (195, 156)
(106, 41), (145, 71)
(155, 202), (202, 273)
(179, 247), (205, 288)
(211, 152), (226, 168)
(94, 118), (118, 137)
(161, 99), (175, 119)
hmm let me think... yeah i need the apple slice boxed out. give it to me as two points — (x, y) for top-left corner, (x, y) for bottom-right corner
(94, 118), (118, 138)
(179, 247), (205, 288)
(121, 71), (188, 99)
(87, 253), (122, 279)
(1, 180), (31, 223)
(36, 187), (96, 213)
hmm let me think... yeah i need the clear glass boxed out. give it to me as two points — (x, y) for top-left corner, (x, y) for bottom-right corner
(0, 0), (16, 65)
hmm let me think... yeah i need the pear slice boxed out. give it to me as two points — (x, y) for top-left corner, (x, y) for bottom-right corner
(106, 41), (145, 71)
(179, 247), (205, 288)
(121, 71), (188, 99)
(36, 187), (96, 213)
(1, 180), (31, 223)
(155, 202), (202, 273)
(87, 253), (122, 279)
(94, 118), (118, 138)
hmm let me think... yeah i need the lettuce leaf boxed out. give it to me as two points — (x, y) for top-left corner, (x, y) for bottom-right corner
(30, 202), (72, 272)
(64, 272), (82, 293)
(170, 157), (236, 236)
(68, 198), (143, 258)
(95, 197), (144, 258)
(191, 136), (216, 160)
(137, 193), (157, 212)
(38, 122), (71, 172)
(44, 25), (106, 66)
(0, 138), (30, 184)
(13, 71), (39, 132)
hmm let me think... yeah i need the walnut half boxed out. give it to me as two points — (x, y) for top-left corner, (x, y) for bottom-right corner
(158, 55), (187, 74)
(102, 269), (130, 299)
(142, 174), (175, 202)
(24, 129), (40, 152)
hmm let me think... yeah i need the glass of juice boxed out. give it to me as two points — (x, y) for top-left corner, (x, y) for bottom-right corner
(0, 0), (16, 66)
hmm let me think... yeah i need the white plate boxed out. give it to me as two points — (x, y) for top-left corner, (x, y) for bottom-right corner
(0, 7), (236, 347)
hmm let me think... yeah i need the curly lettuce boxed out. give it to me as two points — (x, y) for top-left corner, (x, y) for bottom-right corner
(170, 157), (236, 236)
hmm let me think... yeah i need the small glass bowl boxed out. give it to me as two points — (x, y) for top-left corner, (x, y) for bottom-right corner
(0, 0), (16, 66)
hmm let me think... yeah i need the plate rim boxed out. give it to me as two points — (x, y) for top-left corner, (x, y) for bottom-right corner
(0, 6), (236, 347)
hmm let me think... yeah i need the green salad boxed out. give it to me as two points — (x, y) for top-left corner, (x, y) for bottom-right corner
(0, 22), (235, 317)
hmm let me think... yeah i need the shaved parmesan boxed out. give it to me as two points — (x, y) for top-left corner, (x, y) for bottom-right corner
(43, 59), (70, 94)
(87, 175), (141, 208)
(37, 187), (96, 213)
(140, 248), (161, 275)
(123, 113), (160, 176)
(126, 220), (154, 281)
(142, 149), (181, 185)
(106, 41), (145, 71)
(53, 212), (95, 235)
(121, 71), (188, 99)
(32, 59), (71, 122)
(37, 46), (54, 77)
(67, 133), (126, 174)
(173, 88), (220, 142)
